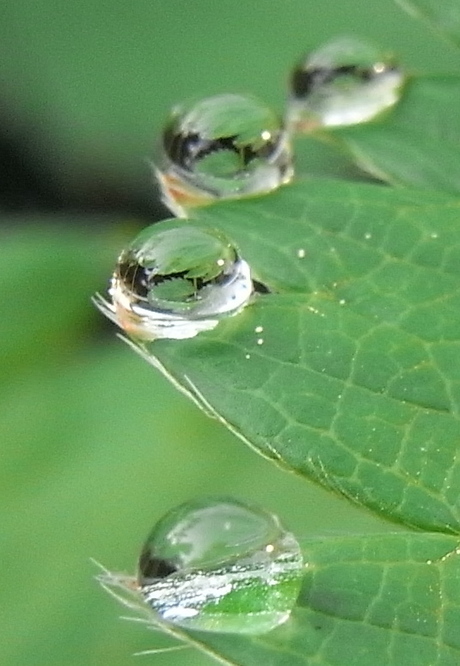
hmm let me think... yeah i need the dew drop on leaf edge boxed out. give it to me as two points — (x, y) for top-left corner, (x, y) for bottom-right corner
(94, 221), (253, 341)
(156, 93), (294, 214)
(137, 497), (304, 634)
(287, 35), (404, 129)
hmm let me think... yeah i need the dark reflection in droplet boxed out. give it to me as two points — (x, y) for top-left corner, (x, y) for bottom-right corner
(138, 550), (178, 581)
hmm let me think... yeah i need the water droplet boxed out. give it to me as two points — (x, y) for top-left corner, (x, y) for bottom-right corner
(288, 36), (404, 129)
(94, 221), (253, 340)
(257, 338), (264, 345)
(297, 248), (306, 258)
(156, 93), (293, 214)
(255, 325), (264, 333)
(138, 497), (303, 634)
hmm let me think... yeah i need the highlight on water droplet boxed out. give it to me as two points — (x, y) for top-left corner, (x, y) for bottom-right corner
(135, 497), (303, 634)
(287, 36), (404, 130)
(94, 221), (253, 340)
(155, 93), (294, 215)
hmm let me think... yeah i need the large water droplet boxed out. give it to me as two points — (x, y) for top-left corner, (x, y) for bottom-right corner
(94, 221), (253, 340)
(287, 36), (404, 129)
(155, 93), (293, 215)
(138, 497), (303, 634)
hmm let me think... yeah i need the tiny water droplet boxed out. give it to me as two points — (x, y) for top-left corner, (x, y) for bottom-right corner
(156, 93), (293, 214)
(255, 325), (264, 333)
(288, 36), (404, 129)
(297, 248), (306, 258)
(257, 338), (264, 345)
(138, 497), (303, 634)
(94, 221), (252, 340)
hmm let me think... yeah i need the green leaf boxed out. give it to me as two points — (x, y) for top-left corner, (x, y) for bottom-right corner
(395, 0), (460, 47)
(328, 75), (460, 195)
(137, 179), (460, 533)
(153, 533), (460, 666)
(0, 218), (390, 666)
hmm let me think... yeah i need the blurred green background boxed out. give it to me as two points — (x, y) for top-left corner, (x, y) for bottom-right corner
(1, 2), (458, 665)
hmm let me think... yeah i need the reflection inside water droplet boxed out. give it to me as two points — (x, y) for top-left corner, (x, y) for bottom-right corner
(137, 497), (303, 634)
(155, 93), (293, 215)
(94, 221), (253, 340)
(287, 36), (404, 129)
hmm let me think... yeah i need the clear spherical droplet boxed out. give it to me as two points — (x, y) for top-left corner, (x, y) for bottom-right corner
(287, 36), (404, 129)
(94, 221), (253, 340)
(138, 497), (303, 634)
(156, 93), (293, 214)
